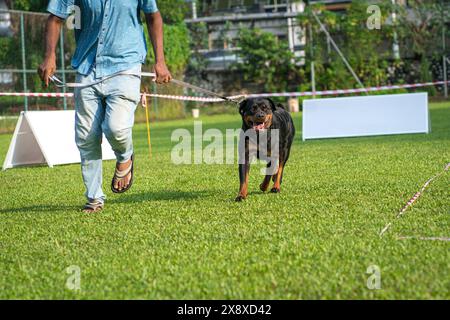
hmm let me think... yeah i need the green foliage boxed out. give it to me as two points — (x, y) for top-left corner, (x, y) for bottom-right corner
(0, 38), (13, 63)
(143, 22), (190, 76)
(156, 0), (189, 25)
(140, 3), (191, 121)
(184, 22), (209, 110)
(236, 28), (304, 93)
(141, 22), (190, 120)
(299, 1), (392, 91)
(298, 0), (447, 93)
(395, 0), (447, 58)
(186, 22), (208, 82)
(394, 0), (446, 93)
(11, 0), (47, 12)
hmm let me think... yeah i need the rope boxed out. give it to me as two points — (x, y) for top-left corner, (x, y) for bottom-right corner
(379, 163), (450, 237)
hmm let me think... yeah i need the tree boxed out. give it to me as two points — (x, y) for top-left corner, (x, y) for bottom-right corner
(395, 0), (448, 91)
(236, 28), (304, 93)
(143, 23), (190, 77)
(297, 0), (448, 95)
(157, 0), (189, 25)
(299, 1), (392, 91)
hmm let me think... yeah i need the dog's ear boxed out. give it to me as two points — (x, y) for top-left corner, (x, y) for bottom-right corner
(266, 98), (277, 111)
(239, 99), (247, 116)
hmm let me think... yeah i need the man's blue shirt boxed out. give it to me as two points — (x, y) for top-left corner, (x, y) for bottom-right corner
(47, 0), (158, 78)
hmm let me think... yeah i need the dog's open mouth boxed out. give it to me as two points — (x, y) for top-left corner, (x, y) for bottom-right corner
(248, 120), (267, 131)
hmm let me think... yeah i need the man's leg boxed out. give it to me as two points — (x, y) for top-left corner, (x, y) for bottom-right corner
(102, 73), (141, 191)
(74, 73), (106, 204)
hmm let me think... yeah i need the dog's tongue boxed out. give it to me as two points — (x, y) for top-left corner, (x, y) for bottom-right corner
(253, 123), (265, 130)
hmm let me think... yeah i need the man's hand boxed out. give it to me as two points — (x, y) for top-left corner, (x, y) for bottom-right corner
(145, 12), (172, 84)
(38, 15), (63, 87)
(154, 61), (172, 84)
(38, 54), (57, 87)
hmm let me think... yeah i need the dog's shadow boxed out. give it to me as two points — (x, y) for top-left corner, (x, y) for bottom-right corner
(0, 190), (209, 214)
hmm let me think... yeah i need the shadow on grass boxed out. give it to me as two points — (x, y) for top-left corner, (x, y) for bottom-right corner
(0, 190), (211, 214)
(0, 205), (79, 214)
(108, 190), (211, 204)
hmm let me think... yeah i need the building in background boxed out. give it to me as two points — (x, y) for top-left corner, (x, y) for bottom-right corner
(184, 0), (354, 92)
(186, 0), (309, 71)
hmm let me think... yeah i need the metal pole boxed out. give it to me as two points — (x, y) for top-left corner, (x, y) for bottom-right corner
(308, 23), (316, 97)
(311, 61), (316, 98)
(59, 28), (67, 110)
(444, 56), (448, 99)
(442, 0), (446, 53)
(20, 13), (28, 111)
(391, 0), (400, 60)
(312, 11), (367, 93)
(442, 0), (448, 98)
(192, 0), (197, 19)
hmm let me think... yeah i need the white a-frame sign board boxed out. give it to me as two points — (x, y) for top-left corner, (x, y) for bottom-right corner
(2, 111), (116, 170)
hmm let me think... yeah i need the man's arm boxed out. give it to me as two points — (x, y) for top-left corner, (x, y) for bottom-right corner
(38, 15), (64, 87)
(145, 11), (172, 84)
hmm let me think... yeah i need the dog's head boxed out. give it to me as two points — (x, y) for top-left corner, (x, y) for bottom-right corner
(239, 98), (276, 131)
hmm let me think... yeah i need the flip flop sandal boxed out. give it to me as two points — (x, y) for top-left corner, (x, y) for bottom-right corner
(82, 200), (104, 213)
(111, 154), (134, 194)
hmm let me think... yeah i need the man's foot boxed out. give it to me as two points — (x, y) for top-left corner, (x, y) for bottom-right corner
(111, 154), (134, 194)
(82, 199), (104, 213)
(114, 159), (132, 190)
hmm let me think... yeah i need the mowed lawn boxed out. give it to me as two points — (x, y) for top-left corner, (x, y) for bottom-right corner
(0, 101), (449, 299)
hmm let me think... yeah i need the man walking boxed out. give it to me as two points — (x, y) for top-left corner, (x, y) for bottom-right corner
(38, 1), (172, 213)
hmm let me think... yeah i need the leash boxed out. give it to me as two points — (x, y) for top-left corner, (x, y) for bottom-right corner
(379, 163), (450, 237)
(49, 71), (242, 104)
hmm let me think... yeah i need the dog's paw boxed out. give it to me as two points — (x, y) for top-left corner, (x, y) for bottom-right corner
(235, 195), (246, 202)
(260, 183), (269, 192)
(270, 187), (280, 193)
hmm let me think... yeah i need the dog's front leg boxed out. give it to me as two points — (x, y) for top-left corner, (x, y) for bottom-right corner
(260, 162), (272, 192)
(271, 162), (284, 193)
(236, 162), (250, 201)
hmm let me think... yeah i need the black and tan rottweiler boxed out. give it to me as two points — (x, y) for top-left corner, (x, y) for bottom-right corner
(236, 98), (295, 201)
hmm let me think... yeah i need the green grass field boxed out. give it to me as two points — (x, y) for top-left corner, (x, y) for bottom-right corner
(0, 101), (449, 299)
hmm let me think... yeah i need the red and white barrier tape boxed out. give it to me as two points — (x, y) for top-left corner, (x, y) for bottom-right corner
(0, 92), (74, 98)
(379, 163), (450, 237)
(1, 80), (449, 101)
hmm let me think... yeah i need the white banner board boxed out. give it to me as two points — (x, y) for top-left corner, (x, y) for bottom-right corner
(3, 111), (115, 170)
(302, 93), (429, 140)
